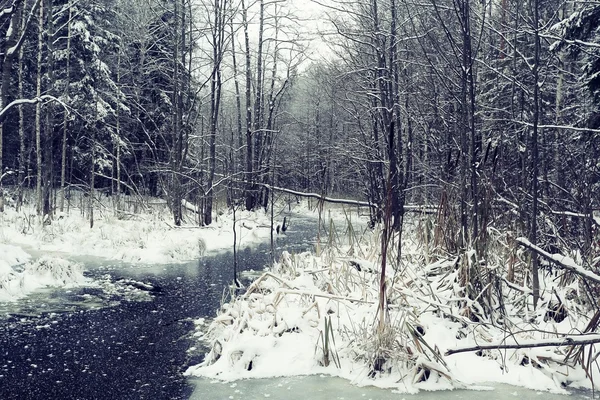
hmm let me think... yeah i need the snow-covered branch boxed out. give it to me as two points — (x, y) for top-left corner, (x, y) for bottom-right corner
(516, 237), (600, 285)
(261, 184), (438, 213)
(445, 334), (600, 356)
(550, 210), (600, 227)
(6, 0), (41, 58)
(0, 169), (14, 184)
(0, 1), (17, 20)
(0, 95), (68, 120)
(511, 119), (600, 134)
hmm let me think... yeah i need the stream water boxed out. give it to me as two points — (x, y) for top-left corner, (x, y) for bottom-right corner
(0, 215), (597, 399)
(0, 216), (317, 399)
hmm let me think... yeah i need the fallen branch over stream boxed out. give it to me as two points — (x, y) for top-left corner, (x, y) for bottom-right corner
(262, 184), (438, 213)
(445, 334), (600, 356)
(262, 184), (375, 208)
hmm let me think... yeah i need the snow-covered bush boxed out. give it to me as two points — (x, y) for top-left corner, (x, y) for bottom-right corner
(188, 212), (600, 393)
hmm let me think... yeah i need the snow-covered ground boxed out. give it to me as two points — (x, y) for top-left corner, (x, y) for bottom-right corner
(0, 198), (278, 264)
(186, 216), (600, 395)
(2, 194), (598, 395)
(0, 194), (290, 304)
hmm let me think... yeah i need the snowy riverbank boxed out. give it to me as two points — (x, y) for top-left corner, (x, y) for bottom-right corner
(0, 196), (358, 303)
(0, 243), (87, 302)
(0, 200), (281, 265)
(186, 218), (600, 395)
(0, 195), (302, 303)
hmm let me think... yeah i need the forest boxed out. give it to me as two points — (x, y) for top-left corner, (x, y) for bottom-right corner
(0, 0), (600, 391)
(1, 0), (599, 306)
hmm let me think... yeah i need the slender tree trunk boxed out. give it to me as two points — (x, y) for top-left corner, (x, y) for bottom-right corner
(0, 0), (23, 212)
(378, 123), (395, 334)
(17, 0), (28, 211)
(252, 0), (265, 204)
(530, 0), (541, 308)
(171, 0), (183, 226)
(458, 0), (470, 249)
(115, 48), (122, 211)
(242, 0), (254, 210)
(260, 11), (281, 210)
(230, 18), (243, 195)
(42, 0), (53, 219)
(89, 128), (95, 229)
(59, 2), (73, 213)
(35, 0), (44, 216)
(205, 0), (226, 225)
(464, 0), (479, 251)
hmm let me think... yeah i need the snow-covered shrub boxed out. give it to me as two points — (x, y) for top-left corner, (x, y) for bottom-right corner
(189, 210), (600, 393)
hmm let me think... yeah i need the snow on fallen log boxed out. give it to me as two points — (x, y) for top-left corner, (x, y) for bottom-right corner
(445, 333), (600, 356)
(262, 184), (375, 208)
(263, 184), (439, 213)
(516, 237), (600, 285)
(549, 210), (600, 227)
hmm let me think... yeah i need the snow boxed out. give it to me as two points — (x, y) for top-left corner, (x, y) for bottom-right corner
(517, 237), (600, 284)
(0, 253), (87, 302)
(0, 198), (275, 264)
(187, 219), (600, 395)
(0, 195), (279, 304)
(1, 196), (599, 396)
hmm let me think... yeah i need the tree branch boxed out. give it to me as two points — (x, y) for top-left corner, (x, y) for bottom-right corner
(0, 94), (68, 120)
(445, 334), (600, 356)
(516, 237), (600, 285)
(262, 184), (375, 208)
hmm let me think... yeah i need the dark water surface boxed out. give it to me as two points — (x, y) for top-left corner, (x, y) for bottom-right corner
(0, 216), (319, 400)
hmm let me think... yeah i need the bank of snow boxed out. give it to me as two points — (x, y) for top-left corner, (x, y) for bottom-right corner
(187, 227), (600, 394)
(0, 244), (87, 302)
(0, 200), (276, 264)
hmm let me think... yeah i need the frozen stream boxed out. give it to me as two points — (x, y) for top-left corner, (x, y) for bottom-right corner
(190, 375), (595, 400)
(0, 214), (597, 399)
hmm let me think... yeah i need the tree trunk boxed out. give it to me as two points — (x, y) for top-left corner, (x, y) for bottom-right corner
(242, 0), (254, 210)
(230, 17), (243, 198)
(42, 0), (54, 219)
(59, 2), (72, 213)
(530, 0), (541, 308)
(35, 0), (44, 216)
(0, 0), (23, 212)
(205, 0), (226, 225)
(171, 0), (183, 227)
(17, 1), (26, 211)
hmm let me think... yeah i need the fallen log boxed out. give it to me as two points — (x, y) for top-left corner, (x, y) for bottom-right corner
(262, 184), (439, 213)
(262, 184), (375, 208)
